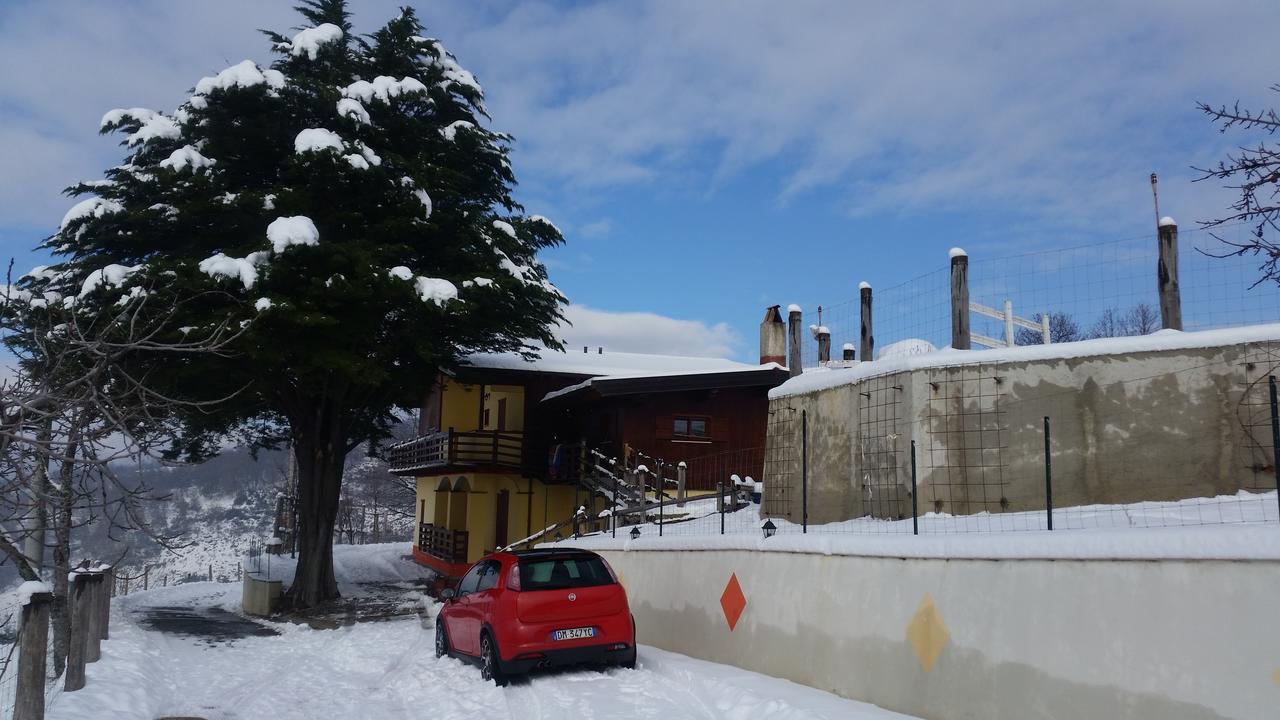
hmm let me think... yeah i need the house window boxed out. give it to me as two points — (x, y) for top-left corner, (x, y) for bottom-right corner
(673, 416), (709, 438)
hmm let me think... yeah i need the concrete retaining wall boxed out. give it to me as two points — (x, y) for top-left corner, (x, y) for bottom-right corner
(598, 548), (1280, 720)
(765, 338), (1280, 524)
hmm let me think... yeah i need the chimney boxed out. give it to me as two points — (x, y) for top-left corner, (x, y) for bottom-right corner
(787, 304), (802, 377)
(816, 326), (831, 364)
(759, 306), (786, 365)
(842, 343), (855, 362)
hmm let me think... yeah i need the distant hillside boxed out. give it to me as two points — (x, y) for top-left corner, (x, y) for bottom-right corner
(1, 437), (415, 593)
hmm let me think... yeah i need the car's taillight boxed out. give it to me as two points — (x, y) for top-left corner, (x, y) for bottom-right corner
(506, 566), (521, 591)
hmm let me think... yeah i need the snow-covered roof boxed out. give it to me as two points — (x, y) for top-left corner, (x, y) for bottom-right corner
(771, 323), (1280, 400)
(461, 349), (760, 379)
(543, 362), (787, 403)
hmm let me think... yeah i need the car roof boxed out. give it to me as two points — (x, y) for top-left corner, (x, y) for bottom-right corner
(506, 548), (601, 560)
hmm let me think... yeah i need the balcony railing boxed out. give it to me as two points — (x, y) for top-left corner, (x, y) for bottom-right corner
(418, 523), (469, 565)
(388, 429), (523, 475)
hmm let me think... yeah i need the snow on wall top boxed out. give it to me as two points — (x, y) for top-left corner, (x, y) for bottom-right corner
(771, 323), (1280, 399)
(1159, 216), (1177, 227)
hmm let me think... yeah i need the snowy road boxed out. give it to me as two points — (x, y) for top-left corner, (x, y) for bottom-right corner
(46, 581), (915, 720)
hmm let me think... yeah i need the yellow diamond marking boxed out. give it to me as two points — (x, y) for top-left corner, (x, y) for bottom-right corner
(1273, 668), (1280, 686)
(906, 593), (950, 673)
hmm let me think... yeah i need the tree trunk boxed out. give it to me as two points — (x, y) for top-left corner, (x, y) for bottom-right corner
(283, 398), (349, 608)
(51, 434), (79, 678)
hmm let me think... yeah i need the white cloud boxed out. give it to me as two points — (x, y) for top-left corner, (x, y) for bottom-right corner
(1, 0), (1276, 237)
(553, 304), (740, 359)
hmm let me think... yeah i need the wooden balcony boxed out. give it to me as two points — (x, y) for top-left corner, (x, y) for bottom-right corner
(418, 523), (469, 565)
(388, 429), (523, 475)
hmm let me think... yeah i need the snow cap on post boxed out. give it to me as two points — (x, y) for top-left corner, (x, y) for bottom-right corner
(1159, 216), (1177, 228)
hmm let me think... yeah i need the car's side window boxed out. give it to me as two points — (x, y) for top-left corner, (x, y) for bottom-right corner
(457, 564), (484, 596)
(476, 561), (501, 592)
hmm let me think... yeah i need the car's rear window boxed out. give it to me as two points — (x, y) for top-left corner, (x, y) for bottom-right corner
(518, 556), (614, 591)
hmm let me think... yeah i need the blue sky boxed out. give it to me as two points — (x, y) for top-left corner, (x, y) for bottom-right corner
(2, 0), (1278, 362)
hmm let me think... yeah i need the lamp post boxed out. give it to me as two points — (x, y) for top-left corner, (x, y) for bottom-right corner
(761, 519), (777, 539)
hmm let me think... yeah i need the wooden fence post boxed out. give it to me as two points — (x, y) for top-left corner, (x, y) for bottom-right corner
(786, 305), (802, 377)
(859, 282), (873, 362)
(15, 589), (52, 720)
(950, 248), (970, 350)
(84, 574), (103, 663)
(677, 462), (687, 508)
(816, 326), (831, 364)
(98, 568), (111, 641)
(65, 574), (90, 691)
(1157, 217), (1182, 330)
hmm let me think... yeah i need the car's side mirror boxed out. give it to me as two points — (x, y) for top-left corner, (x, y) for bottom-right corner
(441, 588), (456, 601)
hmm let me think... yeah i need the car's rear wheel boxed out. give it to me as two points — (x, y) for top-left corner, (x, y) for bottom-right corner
(435, 621), (449, 659)
(480, 633), (507, 686)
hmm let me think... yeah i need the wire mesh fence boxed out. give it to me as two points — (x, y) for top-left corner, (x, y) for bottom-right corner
(796, 222), (1280, 368)
(595, 347), (1280, 542)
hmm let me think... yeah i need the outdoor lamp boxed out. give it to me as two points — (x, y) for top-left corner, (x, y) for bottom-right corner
(630, 527), (641, 540)
(762, 519), (777, 539)
(554, 533), (563, 542)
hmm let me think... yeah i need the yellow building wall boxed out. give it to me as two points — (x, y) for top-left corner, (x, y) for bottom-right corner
(413, 472), (586, 564)
(482, 384), (526, 432)
(439, 377), (482, 432)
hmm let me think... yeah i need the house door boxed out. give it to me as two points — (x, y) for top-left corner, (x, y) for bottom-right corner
(496, 398), (508, 431)
(494, 490), (510, 549)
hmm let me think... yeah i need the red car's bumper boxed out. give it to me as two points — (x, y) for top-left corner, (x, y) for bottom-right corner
(496, 613), (636, 673)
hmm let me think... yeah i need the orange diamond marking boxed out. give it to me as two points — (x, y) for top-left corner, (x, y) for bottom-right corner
(720, 573), (747, 631)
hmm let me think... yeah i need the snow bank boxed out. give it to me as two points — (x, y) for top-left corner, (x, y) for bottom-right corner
(266, 216), (319, 252)
(772, 322), (1280, 399)
(553, 491), (1280, 561)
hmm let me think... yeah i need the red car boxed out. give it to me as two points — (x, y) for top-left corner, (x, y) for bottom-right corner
(435, 548), (637, 684)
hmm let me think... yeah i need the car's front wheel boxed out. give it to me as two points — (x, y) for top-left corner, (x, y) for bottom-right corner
(480, 633), (507, 686)
(435, 621), (449, 659)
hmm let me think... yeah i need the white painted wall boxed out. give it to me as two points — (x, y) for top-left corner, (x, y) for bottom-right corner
(598, 549), (1280, 720)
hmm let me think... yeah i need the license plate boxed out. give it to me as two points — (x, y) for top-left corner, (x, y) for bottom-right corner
(553, 627), (595, 641)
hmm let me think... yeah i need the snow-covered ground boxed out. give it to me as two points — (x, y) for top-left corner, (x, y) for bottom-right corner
(45, 543), (916, 720)
(559, 489), (1280, 560)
